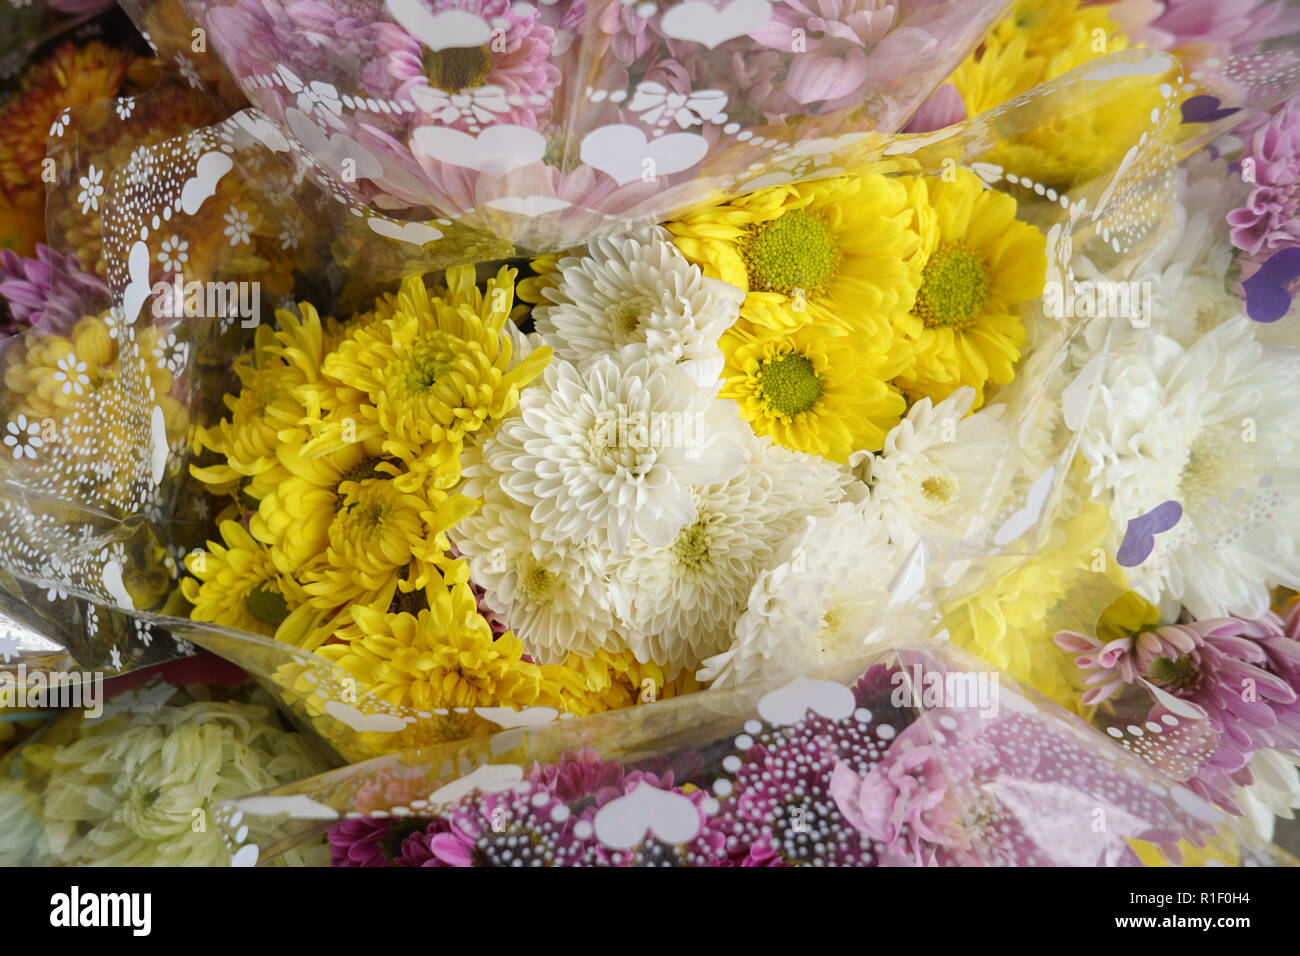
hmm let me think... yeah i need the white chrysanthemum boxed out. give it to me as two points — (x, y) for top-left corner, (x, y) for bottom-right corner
(452, 475), (625, 665)
(484, 355), (749, 553)
(609, 432), (852, 675)
(698, 502), (903, 689)
(1079, 316), (1300, 618)
(1239, 749), (1300, 842)
(533, 228), (741, 386)
(849, 386), (1012, 550)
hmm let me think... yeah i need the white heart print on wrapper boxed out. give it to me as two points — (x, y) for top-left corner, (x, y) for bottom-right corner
(580, 125), (708, 185)
(661, 0), (773, 48)
(592, 782), (702, 849)
(757, 676), (856, 725)
(413, 125), (547, 175)
(366, 217), (444, 245)
(385, 0), (491, 51)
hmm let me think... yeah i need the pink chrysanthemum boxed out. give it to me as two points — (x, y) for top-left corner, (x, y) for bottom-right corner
(1056, 613), (1300, 809)
(369, 0), (560, 132)
(1103, 0), (1300, 60)
(327, 817), (393, 867)
(1228, 94), (1300, 257)
(748, 0), (935, 109)
(0, 245), (107, 338)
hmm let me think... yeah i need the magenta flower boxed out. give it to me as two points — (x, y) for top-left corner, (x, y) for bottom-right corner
(327, 817), (393, 867)
(430, 782), (591, 866)
(527, 748), (627, 808)
(714, 708), (900, 866)
(392, 818), (455, 867)
(0, 245), (108, 339)
(1228, 93), (1300, 257)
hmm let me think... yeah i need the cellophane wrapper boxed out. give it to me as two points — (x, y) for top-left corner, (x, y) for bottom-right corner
(213, 639), (1298, 866)
(1, 0), (1299, 769)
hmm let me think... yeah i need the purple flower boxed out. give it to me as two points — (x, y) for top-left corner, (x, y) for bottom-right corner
(834, 707), (1187, 865)
(0, 245), (108, 338)
(370, 0), (560, 133)
(1228, 94), (1300, 257)
(1058, 611), (1300, 811)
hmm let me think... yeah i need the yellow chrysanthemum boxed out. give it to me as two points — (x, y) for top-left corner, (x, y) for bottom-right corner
(302, 265), (550, 491)
(721, 319), (905, 461)
(948, 0), (1161, 190)
(318, 587), (565, 711)
(561, 649), (672, 717)
(951, 0), (1126, 116)
(0, 313), (187, 500)
(248, 435), (396, 577)
(191, 303), (335, 494)
(891, 169), (1046, 408)
(666, 173), (922, 339)
(181, 520), (305, 637)
(298, 475), (475, 610)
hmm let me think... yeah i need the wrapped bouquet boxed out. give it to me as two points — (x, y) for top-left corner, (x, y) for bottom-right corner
(2, 0), (1300, 868)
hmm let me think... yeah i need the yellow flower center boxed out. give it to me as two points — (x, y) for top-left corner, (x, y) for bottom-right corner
(1179, 429), (1231, 505)
(672, 514), (711, 572)
(740, 209), (841, 297)
(584, 412), (650, 476)
(920, 475), (957, 504)
(756, 351), (823, 417)
(609, 299), (649, 342)
(423, 45), (492, 92)
(517, 556), (557, 602)
(915, 243), (990, 329)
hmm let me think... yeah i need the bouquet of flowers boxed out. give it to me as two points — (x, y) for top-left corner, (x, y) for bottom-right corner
(216, 642), (1294, 867)
(4, 0), (1300, 866)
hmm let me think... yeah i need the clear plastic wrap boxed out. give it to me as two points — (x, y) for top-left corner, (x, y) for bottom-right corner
(211, 639), (1297, 866)
(1, 0), (1300, 779)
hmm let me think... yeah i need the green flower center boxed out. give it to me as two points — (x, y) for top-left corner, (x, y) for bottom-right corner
(244, 585), (290, 627)
(915, 242), (990, 329)
(740, 210), (841, 298)
(1147, 654), (1200, 694)
(403, 348), (451, 393)
(756, 351), (823, 417)
(423, 45), (492, 93)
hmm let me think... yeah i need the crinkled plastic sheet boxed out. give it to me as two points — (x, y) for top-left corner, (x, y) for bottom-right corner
(1, 2), (1299, 767)
(213, 639), (1297, 866)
